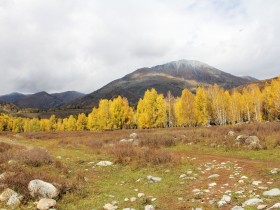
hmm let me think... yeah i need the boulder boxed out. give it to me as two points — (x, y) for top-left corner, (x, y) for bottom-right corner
(6, 193), (22, 207)
(129, 133), (138, 139)
(231, 206), (244, 210)
(97, 161), (113, 166)
(271, 168), (279, 174)
(248, 142), (262, 150)
(145, 205), (155, 210)
(242, 198), (263, 207)
(147, 175), (162, 182)
(263, 188), (280, 197)
(268, 203), (280, 209)
(103, 203), (118, 210)
(28, 180), (59, 199)
(236, 135), (249, 143)
(37, 198), (56, 210)
(245, 136), (260, 144)
(0, 188), (18, 202)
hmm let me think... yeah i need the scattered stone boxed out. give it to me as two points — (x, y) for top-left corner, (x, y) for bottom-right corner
(208, 174), (220, 179)
(119, 139), (134, 143)
(37, 198), (56, 210)
(217, 195), (231, 207)
(130, 197), (136, 202)
(179, 174), (186, 179)
(242, 198), (263, 207)
(137, 193), (145, 198)
(257, 204), (267, 210)
(0, 188), (17, 202)
(263, 188), (280, 197)
(228, 131), (235, 136)
(248, 141), (262, 150)
(252, 181), (262, 186)
(231, 206), (244, 210)
(268, 203), (280, 209)
(97, 161), (113, 166)
(129, 133), (138, 139)
(28, 180), (59, 199)
(103, 203), (118, 210)
(124, 198), (129, 202)
(145, 205), (154, 210)
(147, 175), (162, 183)
(123, 208), (135, 210)
(6, 193), (22, 207)
(240, 176), (248, 179)
(236, 135), (249, 143)
(209, 182), (217, 187)
(245, 136), (260, 144)
(271, 168), (279, 174)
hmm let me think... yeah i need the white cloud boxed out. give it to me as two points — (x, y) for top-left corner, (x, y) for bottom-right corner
(0, 0), (279, 95)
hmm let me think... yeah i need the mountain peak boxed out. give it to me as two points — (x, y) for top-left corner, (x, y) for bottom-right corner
(166, 59), (211, 69)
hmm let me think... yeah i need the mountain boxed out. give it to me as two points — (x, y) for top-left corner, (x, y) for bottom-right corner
(51, 91), (85, 104)
(0, 100), (19, 113)
(0, 92), (26, 103)
(233, 77), (277, 92)
(241, 76), (259, 82)
(0, 91), (85, 109)
(67, 59), (253, 108)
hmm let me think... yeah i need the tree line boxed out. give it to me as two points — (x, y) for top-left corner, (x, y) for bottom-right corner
(0, 76), (279, 132)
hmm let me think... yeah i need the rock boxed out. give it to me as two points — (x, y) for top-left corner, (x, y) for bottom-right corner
(236, 135), (249, 143)
(137, 193), (145, 198)
(208, 174), (220, 179)
(231, 206), (244, 210)
(119, 139), (134, 143)
(28, 180), (59, 199)
(179, 174), (186, 179)
(123, 208), (135, 210)
(217, 200), (227, 207)
(97, 161), (113, 166)
(217, 195), (231, 207)
(130, 197), (137, 202)
(147, 175), (161, 182)
(145, 205), (154, 210)
(103, 203), (118, 210)
(271, 168), (279, 174)
(242, 198), (263, 207)
(6, 194), (22, 207)
(129, 133), (138, 139)
(248, 142), (262, 150)
(228, 131), (235, 136)
(208, 182), (217, 187)
(245, 136), (260, 144)
(0, 188), (18, 202)
(37, 198), (56, 210)
(268, 203), (280, 209)
(257, 204), (267, 210)
(252, 181), (262, 186)
(263, 188), (280, 197)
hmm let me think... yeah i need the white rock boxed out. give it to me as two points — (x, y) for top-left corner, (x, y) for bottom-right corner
(130, 197), (137, 202)
(137, 193), (145, 198)
(123, 208), (135, 210)
(124, 198), (129, 202)
(208, 182), (217, 187)
(268, 203), (280, 209)
(145, 205), (154, 210)
(252, 181), (262, 186)
(242, 198), (263, 207)
(222, 195), (231, 203)
(147, 175), (162, 182)
(129, 133), (138, 139)
(28, 180), (59, 199)
(231, 206), (244, 210)
(37, 198), (56, 210)
(103, 203), (118, 210)
(6, 194), (22, 207)
(208, 174), (220, 179)
(271, 168), (279, 174)
(257, 204), (267, 210)
(240, 176), (248, 179)
(97, 161), (113, 166)
(263, 188), (280, 197)
(179, 174), (186, 179)
(0, 188), (17, 202)
(217, 200), (227, 207)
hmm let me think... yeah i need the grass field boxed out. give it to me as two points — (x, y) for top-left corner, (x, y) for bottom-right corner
(0, 122), (280, 209)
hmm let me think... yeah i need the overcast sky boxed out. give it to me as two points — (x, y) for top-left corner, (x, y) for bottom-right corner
(0, 0), (279, 95)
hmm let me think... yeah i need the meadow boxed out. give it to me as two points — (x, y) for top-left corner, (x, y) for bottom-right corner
(0, 122), (279, 210)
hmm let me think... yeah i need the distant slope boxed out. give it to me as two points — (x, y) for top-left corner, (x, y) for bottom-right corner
(0, 92), (26, 103)
(51, 91), (85, 104)
(0, 91), (85, 109)
(241, 76), (259, 82)
(0, 100), (19, 113)
(67, 59), (253, 108)
(233, 77), (277, 92)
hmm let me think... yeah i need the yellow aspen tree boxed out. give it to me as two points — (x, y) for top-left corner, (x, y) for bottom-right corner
(87, 108), (98, 130)
(228, 90), (243, 124)
(76, 113), (88, 131)
(241, 87), (254, 122)
(154, 94), (166, 128)
(174, 89), (195, 127)
(48, 115), (57, 131)
(165, 91), (175, 127)
(56, 118), (64, 131)
(97, 99), (110, 130)
(194, 87), (209, 126)
(67, 115), (77, 131)
(270, 76), (280, 119)
(248, 84), (263, 122)
(121, 97), (134, 129)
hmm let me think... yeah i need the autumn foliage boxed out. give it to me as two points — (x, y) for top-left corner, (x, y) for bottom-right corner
(0, 76), (280, 132)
